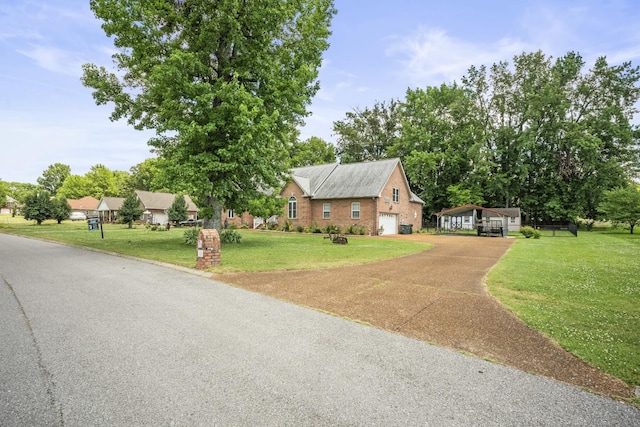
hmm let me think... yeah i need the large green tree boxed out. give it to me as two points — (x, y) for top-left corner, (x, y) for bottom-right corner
(23, 190), (53, 225)
(37, 163), (71, 195)
(82, 0), (335, 230)
(598, 185), (640, 234)
(333, 100), (400, 163)
(85, 164), (119, 199)
(391, 84), (482, 217)
(462, 51), (640, 224)
(289, 136), (336, 167)
(124, 158), (170, 194)
(57, 175), (91, 199)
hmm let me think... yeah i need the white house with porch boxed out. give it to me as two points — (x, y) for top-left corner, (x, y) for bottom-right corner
(435, 204), (521, 236)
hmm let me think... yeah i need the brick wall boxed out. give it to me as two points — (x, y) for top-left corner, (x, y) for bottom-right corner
(274, 163), (423, 234)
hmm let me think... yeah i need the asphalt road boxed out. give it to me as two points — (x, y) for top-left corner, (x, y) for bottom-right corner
(1, 233), (638, 426)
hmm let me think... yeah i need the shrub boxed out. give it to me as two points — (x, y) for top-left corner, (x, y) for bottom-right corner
(533, 229), (541, 239)
(296, 225), (304, 233)
(358, 226), (366, 235)
(183, 227), (200, 245)
(311, 222), (322, 233)
(221, 229), (242, 244)
(323, 224), (341, 234)
(520, 226), (535, 238)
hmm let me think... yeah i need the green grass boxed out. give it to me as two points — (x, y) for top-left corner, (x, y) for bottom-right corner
(487, 228), (640, 386)
(0, 215), (431, 272)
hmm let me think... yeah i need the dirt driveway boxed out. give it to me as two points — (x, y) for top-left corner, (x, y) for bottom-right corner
(213, 233), (633, 399)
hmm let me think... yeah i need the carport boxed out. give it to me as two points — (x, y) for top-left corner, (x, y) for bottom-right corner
(435, 204), (510, 237)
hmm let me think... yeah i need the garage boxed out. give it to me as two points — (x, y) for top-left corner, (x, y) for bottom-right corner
(379, 213), (398, 235)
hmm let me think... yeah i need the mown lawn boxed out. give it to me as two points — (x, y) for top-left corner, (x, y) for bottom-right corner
(0, 215), (431, 272)
(487, 229), (640, 387)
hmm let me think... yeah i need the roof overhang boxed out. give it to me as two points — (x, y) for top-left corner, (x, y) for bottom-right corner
(435, 204), (510, 217)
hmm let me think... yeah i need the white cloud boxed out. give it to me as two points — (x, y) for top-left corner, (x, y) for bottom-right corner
(386, 27), (530, 86)
(17, 45), (86, 77)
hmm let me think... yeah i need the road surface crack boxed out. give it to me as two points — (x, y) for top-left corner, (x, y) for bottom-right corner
(2, 276), (65, 426)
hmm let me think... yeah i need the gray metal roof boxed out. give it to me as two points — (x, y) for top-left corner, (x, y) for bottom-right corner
(291, 158), (423, 203)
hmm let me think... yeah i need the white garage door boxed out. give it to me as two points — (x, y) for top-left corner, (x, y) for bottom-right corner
(379, 213), (398, 235)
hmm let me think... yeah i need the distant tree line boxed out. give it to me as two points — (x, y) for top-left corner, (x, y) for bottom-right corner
(333, 51), (640, 225)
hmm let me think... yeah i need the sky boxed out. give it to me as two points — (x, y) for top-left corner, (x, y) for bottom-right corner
(1, 1), (639, 184)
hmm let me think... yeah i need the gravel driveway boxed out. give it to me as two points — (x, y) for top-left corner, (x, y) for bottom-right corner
(215, 233), (635, 400)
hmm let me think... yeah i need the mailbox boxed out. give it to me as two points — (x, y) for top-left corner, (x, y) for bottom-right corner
(196, 229), (221, 269)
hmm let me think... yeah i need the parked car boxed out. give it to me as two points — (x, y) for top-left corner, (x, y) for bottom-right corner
(179, 218), (203, 226)
(69, 212), (87, 221)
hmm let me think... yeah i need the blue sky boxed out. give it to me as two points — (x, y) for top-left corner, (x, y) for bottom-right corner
(1, 1), (639, 184)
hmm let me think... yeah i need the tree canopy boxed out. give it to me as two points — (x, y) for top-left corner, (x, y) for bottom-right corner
(598, 185), (640, 234)
(332, 51), (640, 223)
(82, 0), (336, 230)
(37, 163), (71, 195)
(289, 136), (336, 167)
(23, 190), (53, 225)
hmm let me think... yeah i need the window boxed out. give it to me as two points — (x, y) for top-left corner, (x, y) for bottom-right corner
(323, 203), (330, 219)
(288, 196), (297, 219)
(227, 209), (234, 218)
(510, 216), (516, 223)
(393, 187), (399, 203)
(351, 202), (360, 219)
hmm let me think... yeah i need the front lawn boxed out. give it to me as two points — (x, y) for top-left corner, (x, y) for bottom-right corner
(0, 215), (431, 272)
(487, 229), (640, 387)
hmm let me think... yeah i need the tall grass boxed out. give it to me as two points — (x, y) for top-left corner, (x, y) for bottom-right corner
(487, 229), (640, 386)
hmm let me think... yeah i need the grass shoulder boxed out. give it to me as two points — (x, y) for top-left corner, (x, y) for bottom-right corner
(487, 229), (640, 388)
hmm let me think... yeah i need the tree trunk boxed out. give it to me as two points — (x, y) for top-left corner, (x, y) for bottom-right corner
(630, 223), (635, 234)
(204, 196), (223, 232)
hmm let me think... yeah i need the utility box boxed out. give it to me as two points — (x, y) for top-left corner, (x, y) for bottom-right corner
(196, 229), (221, 269)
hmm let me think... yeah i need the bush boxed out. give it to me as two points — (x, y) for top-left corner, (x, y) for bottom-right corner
(533, 229), (541, 239)
(311, 222), (322, 233)
(221, 229), (242, 244)
(520, 226), (535, 238)
(296, 225), (304, 233)
(358, 226), (366, 235)
(183, 227), (200, 245)
(323, 224), (341, 234)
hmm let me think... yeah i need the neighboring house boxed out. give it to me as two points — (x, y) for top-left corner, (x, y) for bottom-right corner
(67, 196), (99, 217)
(481, 208), (521, 233)
(96, 197), (125, 222)
(135, 190), (199, 225)
(435, 204), (521, 234)
(279, 158), (423, 235)
(1, 196), (17, 214)
(222, 209), (257, 229)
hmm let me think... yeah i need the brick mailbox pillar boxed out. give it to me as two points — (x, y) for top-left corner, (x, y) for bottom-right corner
(196, 229), (221, 269)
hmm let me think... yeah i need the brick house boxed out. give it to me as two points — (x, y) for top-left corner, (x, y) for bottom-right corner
(278, 158), (423, 235)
